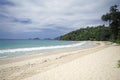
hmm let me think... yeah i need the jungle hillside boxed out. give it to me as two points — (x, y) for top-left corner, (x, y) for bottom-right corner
(60, 5), (120, 43)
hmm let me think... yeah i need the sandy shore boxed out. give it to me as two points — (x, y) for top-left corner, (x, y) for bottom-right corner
(0, 41), (120, 80)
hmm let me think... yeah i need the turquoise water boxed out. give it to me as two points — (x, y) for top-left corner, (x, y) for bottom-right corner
(0, 40), (77, 50)
(0, 40), (94, 59)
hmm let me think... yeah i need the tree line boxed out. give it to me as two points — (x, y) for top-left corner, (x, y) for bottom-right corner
(60, 5), (120, 43)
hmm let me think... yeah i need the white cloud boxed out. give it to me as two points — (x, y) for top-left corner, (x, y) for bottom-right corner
(0, 0), (119, 34)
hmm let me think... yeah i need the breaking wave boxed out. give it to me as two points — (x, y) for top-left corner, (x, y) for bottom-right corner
(0, 41), (86, 54)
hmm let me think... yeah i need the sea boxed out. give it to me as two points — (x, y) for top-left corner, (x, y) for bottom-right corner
(0, 40), (95, 59)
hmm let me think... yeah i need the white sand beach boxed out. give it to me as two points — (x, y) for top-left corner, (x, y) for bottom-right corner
(0, 41), (120, 80)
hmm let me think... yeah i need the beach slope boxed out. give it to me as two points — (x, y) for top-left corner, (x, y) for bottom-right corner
(0, 42), (120, 80)
(24, 43), (120, 80)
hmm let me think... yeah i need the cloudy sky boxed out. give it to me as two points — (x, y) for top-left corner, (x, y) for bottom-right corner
(0, 0), (120, 39)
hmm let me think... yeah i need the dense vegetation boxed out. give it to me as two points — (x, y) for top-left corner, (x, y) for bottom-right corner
(101, 5), (120, 43)
(60, 25), (111, 41)
(118, 60), (120, 68)
(60, 5), (120, 43)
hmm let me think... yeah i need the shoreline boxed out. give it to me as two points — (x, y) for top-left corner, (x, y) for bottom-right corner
(0, 41), (119, 80)
(0, 41), (98, 65)
(0, 41), (88, 60)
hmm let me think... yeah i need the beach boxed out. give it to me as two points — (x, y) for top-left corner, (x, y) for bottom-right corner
(0, 41), (120, 80)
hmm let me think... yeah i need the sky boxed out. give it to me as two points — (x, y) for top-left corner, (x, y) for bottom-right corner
(0, 0), (120, 39)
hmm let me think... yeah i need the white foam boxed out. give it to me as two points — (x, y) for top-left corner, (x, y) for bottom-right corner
(0, 41), (86, 54)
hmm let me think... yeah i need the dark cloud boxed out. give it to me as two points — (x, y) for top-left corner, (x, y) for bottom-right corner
(0, 0), (15, 6)
(12, 18), (32, 24)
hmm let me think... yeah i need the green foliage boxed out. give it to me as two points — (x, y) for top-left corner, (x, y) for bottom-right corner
(101, 5), (120, 40)
(118, 60), (120, 68)
(60, 25), (111, 41)
(115, 39), (120, 44)
(59, 5), (120, 42)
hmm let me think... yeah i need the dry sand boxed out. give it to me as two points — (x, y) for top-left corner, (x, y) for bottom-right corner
(0, 41), (120, 80)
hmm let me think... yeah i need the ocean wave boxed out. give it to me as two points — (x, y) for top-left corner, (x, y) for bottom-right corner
(0, 41), (86, 54)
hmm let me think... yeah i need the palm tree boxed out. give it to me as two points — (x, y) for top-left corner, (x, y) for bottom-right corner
(101, 5), (120, 40)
